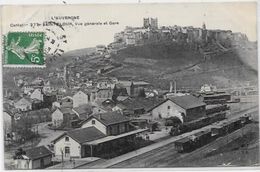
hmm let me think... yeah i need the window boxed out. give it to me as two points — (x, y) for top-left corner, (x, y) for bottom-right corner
(92, 120), (95, 125)
(167, 106), (171, 110)
(65, 136), (69, 142)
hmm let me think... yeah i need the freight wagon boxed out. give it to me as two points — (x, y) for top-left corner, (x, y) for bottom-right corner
(175, 130), (212, 153)
(175, 114), (251, 153)
(170, 112), (226, 136)
(206, 104), (230, 115)
(196, 92), (231, 105)
(174, 137), (193, 153)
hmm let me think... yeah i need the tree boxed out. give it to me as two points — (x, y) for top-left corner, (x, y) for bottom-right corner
(14, 116), (37, 141)
(165, 116), (182, 127)
(13, 148), (26, 159)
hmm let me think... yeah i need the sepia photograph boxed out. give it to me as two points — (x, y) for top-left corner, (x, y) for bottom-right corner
(1, 1), (259, 170)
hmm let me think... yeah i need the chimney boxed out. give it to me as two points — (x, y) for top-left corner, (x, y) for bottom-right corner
(98, 114), (102, 120)
(174, 80), (177, 94)
(169, 82), (173, 93)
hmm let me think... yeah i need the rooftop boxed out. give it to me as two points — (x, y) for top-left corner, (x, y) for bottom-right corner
(25, 146), (52, 160)
(119, 97), (164, 112)
(169, 95), (206, 109)
(63, 126), (106, 144)
(73, 104), (93, 119)
(84, 128), (148, 145)
(88, 111), (130, 126)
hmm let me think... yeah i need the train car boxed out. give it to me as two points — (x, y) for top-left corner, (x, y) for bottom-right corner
(211, 125), (224, 138)
(211, 118), (242, 137)
(211, 122), (228, 137)
(208, 112), (226, 123)
(206, 104), (230, 115)
(228, 118), (243, 131)
(176, 115), (249, 153)
(192, 130), (212, 148)
(200, 93), (231, 105)
(174, 137), (193, 153)
(175, 130), (213, 153)
(175, 112), (226, 136)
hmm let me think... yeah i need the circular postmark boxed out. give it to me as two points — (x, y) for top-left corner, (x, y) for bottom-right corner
(43, 21), (68, 57)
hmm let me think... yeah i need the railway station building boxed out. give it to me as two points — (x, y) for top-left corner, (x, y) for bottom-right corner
(52, 111), (147, 160)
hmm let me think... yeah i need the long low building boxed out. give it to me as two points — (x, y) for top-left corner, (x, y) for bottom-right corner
(52, 111), (148, 160)
(147, 95), (206, 123)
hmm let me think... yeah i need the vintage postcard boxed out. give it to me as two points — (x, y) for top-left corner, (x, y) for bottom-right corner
(1, 2), (259, 170)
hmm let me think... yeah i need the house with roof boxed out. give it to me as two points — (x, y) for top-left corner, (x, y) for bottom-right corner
(72, 90), (97, 108)
(52, 96), (73, 109)
(96, 78), (116, 89)
(116, 81), (151, 97)
(51, 108), (78, 128)
(113, 84), (129, 101)
(53, 127), (105, 159)
(14, 146), (53, 169)
(117, 81), (133, 96)
(112, 97), (163, 116)
(43, 78), (65, 93)
(14, 97), (32, 111)
(131, 81), (151, 97)
(30, 89), (44, 101)
(92, 106), (107, 114)
(148, 95), (206, 123)
(52, 111), (147, 159)
(72, 104), (93, 121)
(96, 88), (113, 102)
(81, 111), (131, 135)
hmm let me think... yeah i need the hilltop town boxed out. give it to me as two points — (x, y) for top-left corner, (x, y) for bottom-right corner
(3, 18), (258, 169)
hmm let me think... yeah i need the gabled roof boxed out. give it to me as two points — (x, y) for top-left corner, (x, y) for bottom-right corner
(148, 95), (205, 112)
(53, 126), (106, 144)
(73, 104), (93, 120)
(169, 95), (206, 109)
(118, 97), (164, 112)
(74, 89), (97, 96)
(83, 111), (130, 127)
(25, 146), (52, 160)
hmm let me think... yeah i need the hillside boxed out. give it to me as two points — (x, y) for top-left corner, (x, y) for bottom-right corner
(108, 42), (257, 90)
(2, 48), (96, 89)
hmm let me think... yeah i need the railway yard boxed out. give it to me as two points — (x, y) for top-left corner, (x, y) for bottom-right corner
(76, 104), (259, 168)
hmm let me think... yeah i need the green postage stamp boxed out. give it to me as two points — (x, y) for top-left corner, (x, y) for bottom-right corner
(4, 32), (45, 67)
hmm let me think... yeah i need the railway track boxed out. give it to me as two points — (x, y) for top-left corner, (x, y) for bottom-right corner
(76, 106), (258, 169)
(110, 108), (258, 168)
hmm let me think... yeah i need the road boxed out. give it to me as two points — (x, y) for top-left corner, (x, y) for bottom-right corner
(34, 122), (64, 146)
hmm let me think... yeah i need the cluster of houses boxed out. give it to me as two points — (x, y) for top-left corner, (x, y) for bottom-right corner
(6, 71), (221, 169)
(4, 17), (245, 169)
(94, 18), (249, 56)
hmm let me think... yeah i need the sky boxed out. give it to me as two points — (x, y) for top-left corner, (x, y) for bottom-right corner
(2, 2), (257, 51)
